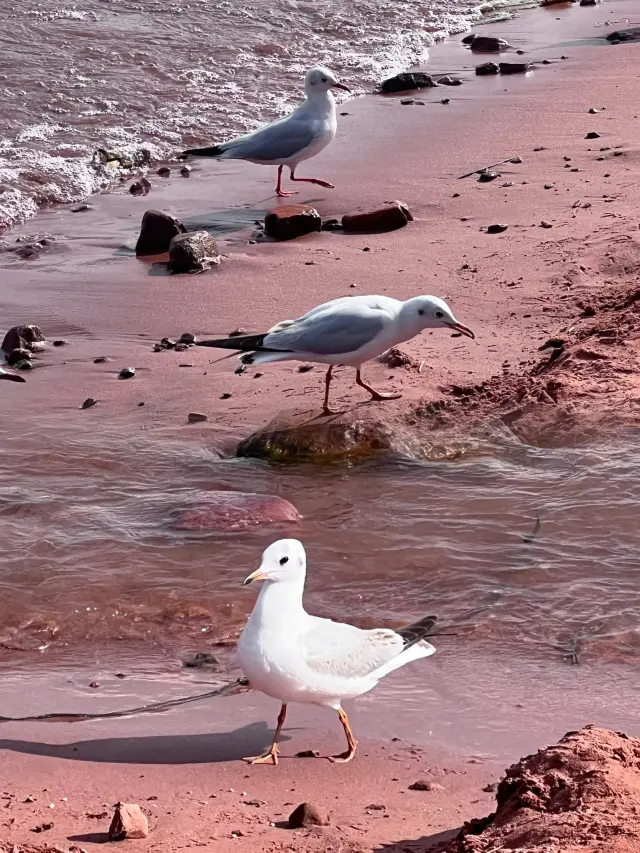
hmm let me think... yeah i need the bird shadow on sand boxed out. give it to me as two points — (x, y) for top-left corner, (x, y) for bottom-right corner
(374, 828), (459, 853)
(0, 721), (297, 765)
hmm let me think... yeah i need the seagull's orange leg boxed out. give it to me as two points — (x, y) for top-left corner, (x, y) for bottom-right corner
(328, 707), (358, 763)
(321, 365), (339, 416)
(290, 167), (335, 190)
(356, 368), (402, 402)
(244, 703), (287, 765)
(276, 165), (297, 197)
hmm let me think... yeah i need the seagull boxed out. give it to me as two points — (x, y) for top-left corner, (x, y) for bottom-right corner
(197, 294), (474, 414)
(0, 367), (26, 383)
(180, 66), (349, 197)
(237, 538), (438, 765)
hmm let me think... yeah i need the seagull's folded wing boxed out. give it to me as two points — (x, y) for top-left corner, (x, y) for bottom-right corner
(301, 617), (405, 678)
(222, 115), (325, 162)
(263, 304), (386, 356)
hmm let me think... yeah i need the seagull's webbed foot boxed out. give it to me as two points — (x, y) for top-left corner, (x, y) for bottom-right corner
(244, 746), (279, 765)
(276, 189), (298, 197)
(328, 748), (356, 764)
(355, 368), (402, 403)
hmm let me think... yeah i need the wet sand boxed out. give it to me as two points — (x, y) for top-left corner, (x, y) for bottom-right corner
(2, 4), (640, 850)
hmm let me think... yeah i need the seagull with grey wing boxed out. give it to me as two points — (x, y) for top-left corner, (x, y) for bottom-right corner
(196, 293), (475, 415)
(180, 67), (349, 197)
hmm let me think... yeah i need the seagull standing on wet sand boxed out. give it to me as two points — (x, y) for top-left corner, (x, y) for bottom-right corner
(180, 66), (349, 197)
(196, 293), (475, 415)
(237, 539), (438, 765)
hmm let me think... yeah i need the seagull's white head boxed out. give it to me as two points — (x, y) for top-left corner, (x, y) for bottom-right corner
(242, 538), (307, 586)
(399, 295), (475, 340)
(304, 66), (350, 96)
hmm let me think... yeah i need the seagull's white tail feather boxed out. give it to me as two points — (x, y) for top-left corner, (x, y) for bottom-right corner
(372, 639), (436, 680)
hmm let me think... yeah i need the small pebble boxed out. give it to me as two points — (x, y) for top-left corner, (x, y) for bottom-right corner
(588, 107), (599, 114)
(510, 155), (523, 163)
(234, 364), (247, 375)
(157, 166), (171, 177)
(162, 337), (177, 348)
(229, 328), (247, 337)
(400, 98), (415, 105)
(53, 340), (68, 347)
(89, 681), (100, 689)
(220, 392), (232, 399)
(188, 412), (208, 423)
(118, 367), (135, 379)
(71, 203), (92, 213)
(180, 165), (191, 177)
(544, 184), (554, 190)
(81, 398), (97, 409)
(93, 356), (108, 363)
(540, 220), (553, 228)
(298, 364), (314, 372)
(585, 131), (600, 139)
(486, 223), (508, 234)
(478, 171), (498, 183)
(138, 401), (145, 407)
(441, 98), (450, 105)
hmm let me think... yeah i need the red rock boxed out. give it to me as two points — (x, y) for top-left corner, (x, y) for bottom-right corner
(108, 802), (149, 841)
(341, 202), (412, 233)
(264, 204), (322, 241)
(288, 802), (329, 829)
(135, 209), (186, 256)
(171, 492), (301, 532)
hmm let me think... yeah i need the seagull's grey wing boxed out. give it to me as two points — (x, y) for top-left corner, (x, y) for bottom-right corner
(263, 305), (386, 356)
(221, 115), (324, 162)
(302, 618), (404, 679)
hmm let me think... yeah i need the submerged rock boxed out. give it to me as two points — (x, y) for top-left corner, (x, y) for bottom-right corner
(476, 62), (500, 76)
(379, 72), (435, 93)
(135, 209), (186, 256)
(342, 201), (412, 233)
(264, 204), (322, 241)
(465, 35), (510, 52)
(169, 231), (220, 273)
(171, 492), (301, 532)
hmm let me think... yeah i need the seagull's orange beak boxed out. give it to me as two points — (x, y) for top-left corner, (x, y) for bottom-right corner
(242, 567), (269, 586)
(331, 82), (351, 92)
(445, 321), (475, 340)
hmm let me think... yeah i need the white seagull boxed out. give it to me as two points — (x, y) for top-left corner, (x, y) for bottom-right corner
(180, 66), (349, 197)
(237, 538), (438, 764)
(0, 367), (26, 383)
(197, 294), (475, 414)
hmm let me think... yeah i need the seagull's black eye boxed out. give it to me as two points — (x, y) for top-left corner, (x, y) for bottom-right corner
(418, 309), (425, 316)
(435, 311), (443, 318)
(321, 77), (327, 83)
(279, 556), (289, 565)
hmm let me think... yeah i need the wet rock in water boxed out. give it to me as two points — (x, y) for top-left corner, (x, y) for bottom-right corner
(108, 802), (149, 841)
(478, 171), (498, 183)
(14, 359), (33, 371)
(179, 332), (196, 345)
(465, 35), (510, 52)
(171, 492), (301, 532)
(2, 324), (45, 353)
(605, 26), (640, 42)
(438, 75), (463, 85)
(53, 339), (68, 347)
(585, 131), (601, 139)
(94, 356), (108, 364)
(379, 72), (435, 93)
(400, 98), (415, 105)
(237, 410), (430, 462)
(82, 398), (98, 409)
(580, 0), (598, 5)
(135, 209), (186, 256)
(118, 367), (135, 379)
(187, 411), (208, 423)
(6, 348), (32, 366)
(487, 223), (508, 234)
(264, 204), (322, 241)
(500, 61), (530, 74)
(157, 166), (171, 177)
(92, 147), (151, 171)
(288, 803), (329, 829)
(321, 218), (342, 231)
(169, 231), (220, 273)
(182, 651), (219, 669)
(342, 201), (412, 233)
(476, 62), (500, 76)
(180, 165), (191, 177)
(129, 177), (151, 196)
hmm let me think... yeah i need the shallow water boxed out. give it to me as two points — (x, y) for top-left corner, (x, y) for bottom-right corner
(2, 421), (639, 684)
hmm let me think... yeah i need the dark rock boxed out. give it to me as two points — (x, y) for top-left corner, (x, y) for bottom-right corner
(296, 749), (321, 758)
(118, 367), (135, 379)
(580, 0), (598, 5)
(441, 98), (450, 105)
(89, 681), (100, 689)
(486, 224), (508, 234)
(229, 328), (247, 337)
(14, 359), (33, 371)
(605, 27), (640, 42)
(500, 62), (530, 74)
(82, 398), (98, 409)
(438, 76), (463, 85)
(135, 209), (186, 256)
(179, 332), (196, 345)
(540, 220), (553, 228)
(53, 339), (68, 347)
(180, 165), (192, 177)
(182, 652), (219, 669)
(298, 364), (314, 372)
(71, 203), (92, 213)
(108, 802), (149, 841)
(94, 357), (108, 364)
(288, 803), (329, 829)
(366, 804), (387, 811)
(408, 780), (433, 791)
(379, 72), (435, 93)
(476, 62), (500, 76)
(585, 131), (600, 139)
(342, 201), (412, 233)
(483, 782), (499, 793)
(129, 177), (151, 196)
(321, 218), (342, 231)
(264, 204), (322, 241)
(171, 492), (300, 532)
(169, 230), (220, 273)
(157, 166), (171, 177)
(478, 171), (498, 183)
(2, 324), (45, 353)
(6, 348), (32, 366)
(468, 35), (510, 52)
(161, 337), (177, 348)
(0, 368), (25, 383)
(462, 33), (477, 44)
(581, 305), (597, 317)
(187, 412), (208, 423)
(400, 98), (415, 105)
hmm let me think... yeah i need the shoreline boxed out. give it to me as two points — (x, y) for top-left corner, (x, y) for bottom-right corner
(2, 5), (640, 851)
